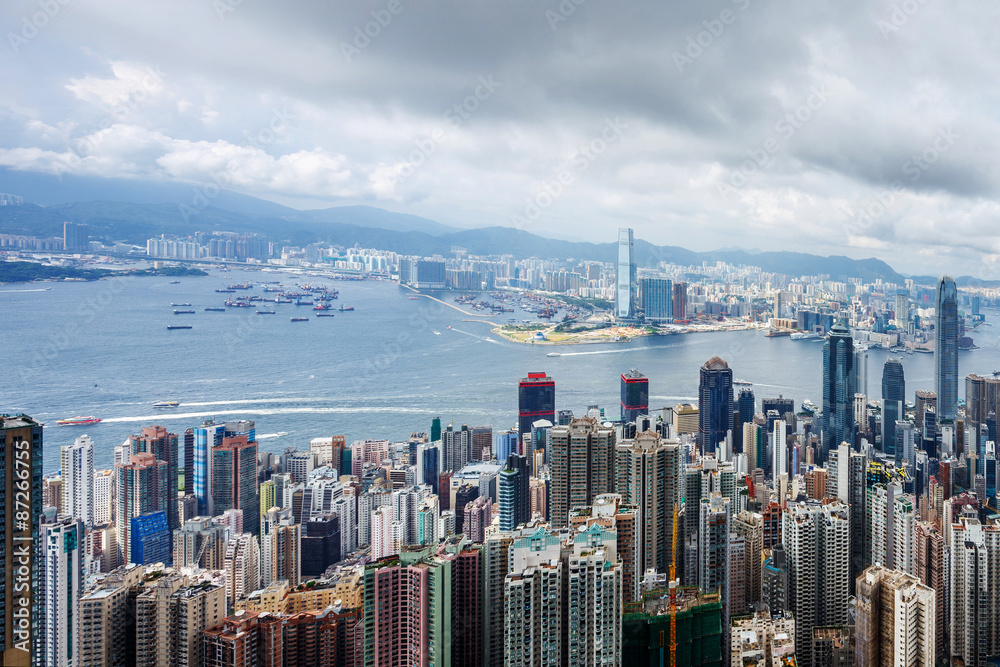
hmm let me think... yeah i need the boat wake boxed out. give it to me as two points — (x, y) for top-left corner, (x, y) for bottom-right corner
(100, 406), (441, 422)
(257, 432), (289, 439)
(448, 327), (504, 345)
(554, 345), (659, 357)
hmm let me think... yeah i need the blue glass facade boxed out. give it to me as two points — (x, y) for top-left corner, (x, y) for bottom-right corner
(130, 511), (171, 566)
(192, 422), (225, 516)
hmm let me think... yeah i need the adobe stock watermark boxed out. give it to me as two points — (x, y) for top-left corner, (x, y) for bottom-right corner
(363, 297), (446, 379)
(394, 75), (502, 183)
(53, 66), (167, 182)
(7, 0), (72, 54)
(179, 107), (292, 222)
(717, 83), (832, 197)
(510, 116), (628, 229)
(673, 0), (751, 73)
(19, 276), (127, 382)
(341, 0), (413, 63)
(545, 0), (592, 31)
(845, 126), (959, 237)
(875, 0), (931, 39)
(213, 0), (245, 21)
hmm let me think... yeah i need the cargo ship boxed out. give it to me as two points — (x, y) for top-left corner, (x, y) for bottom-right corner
(173, 310), (195, 314)
(256, 310), (276, 315)
(57, 416), (101, 426)
(291, 317), (309, 322)
(204, 307), (226, 312)
(339, 305), (354, 311)
(170, 303), (191, 307)
(167, 325), (193, 330)
(316, 313), (335, 317)
(153, 400), (180, 408)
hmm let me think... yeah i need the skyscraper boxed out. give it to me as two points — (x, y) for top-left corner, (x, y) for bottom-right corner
(640, 277), (673, 323)
(895, 290), (910, 327)
(615, 227), (636, 320)
(854, 565), (935, 667)
(822, 321), (856, 458)
(211, 434), (260, 536)
(116, 452), (169, 567)
(783, 500), (851, 667)
(672, 281), (688, 321)
(620, 369), (649, 423)
(699, 356), (734, 455)
(192, 420), (225, 517)
(934, 275), (959, 422)
(442, 423), (473, 473)
(498, 453), (530, 531)
(41, 517), (85, 667)
(549, 417), (616, 527)
(61, 434), (95, 527)
(129, 425), (180, 532)
(881, 358), (905, 458)
(518, 372), (555, 438)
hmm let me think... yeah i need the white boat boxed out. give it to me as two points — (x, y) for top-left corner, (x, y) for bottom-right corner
(547, 352), (560, 357)
(153, 400), (180, 408)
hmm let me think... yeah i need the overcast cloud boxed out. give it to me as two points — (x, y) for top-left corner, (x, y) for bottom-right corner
(1, 0), (999, 274)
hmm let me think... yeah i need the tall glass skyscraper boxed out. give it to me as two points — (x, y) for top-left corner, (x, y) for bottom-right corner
(640, 277), (672, 323)
(822, 321), (856, 458)
(699, 356), (734, 455)
(934, 275), (959, 422)
(615, 227), (636, 320)
(193, 420), (225, 516)
(881, 358), (905, 458)
(518, 372), (555, 437)
(620, 369), (649, 423)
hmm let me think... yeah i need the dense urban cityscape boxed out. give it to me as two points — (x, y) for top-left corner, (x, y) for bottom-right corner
(3, 225), (1000, 666)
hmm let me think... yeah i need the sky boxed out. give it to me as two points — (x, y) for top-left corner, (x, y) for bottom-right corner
(1, 0), (999, 275)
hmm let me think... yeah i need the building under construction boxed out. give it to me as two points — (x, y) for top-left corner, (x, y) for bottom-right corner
(622, 586), (723, 667)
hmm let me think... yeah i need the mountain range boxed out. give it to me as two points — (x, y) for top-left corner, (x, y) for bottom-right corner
(0, 168), (910, 283)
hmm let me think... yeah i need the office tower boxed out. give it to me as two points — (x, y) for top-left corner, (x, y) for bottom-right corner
(615, 227), (636, 320)
(415, 442), (440, 493)
(301, 513), (341, 578)
(549, 416), (616, 527)
(762, 544), (789, 613)
(495, 429), (519, 462)
(672, 281), (688, 320)
(699, 356), (734, 455)
(309, 434), (346, 469)
(737, 388), (755, 425)
(895, 290), (910, 326)
(453, 484), (479, 535)
(442, 423), (473, 473)
(620, 369), (649, 423)
(129, 426), (180, 532)
(173, 516), (228, 569)
(182, 428), (194, 495)
(116, 452), (169, 565)
(224, 533), (260, 609)
(518, 372), (555, 438)
(192, 420), (225, 516)
(285, 451), (315, 484)
(762, 396), (795, 425)
(615, 430), (679, 576)
(212, 435), (260, 536)
(262, 507), (301, 586)
(41, 517), (84, 667)
(733, 511), (763, 605)
(822, 321), (856, 459)
(966, 373), (1000, 465)
(934, 275), (959, 422)
(855, 565), (935, 666)
(135, 574), (226, 667)
(499, 453), (530, 531)
(640, 277), (673, 323)
(471, 425), (493, 461)
(881, 358), (905, 458)
(130, 512), (171, 566)
(430, 416), (442, 443)
(61, 434), (95, 527)
(783, 500), (851, 667)
(743, 422), (763, 472)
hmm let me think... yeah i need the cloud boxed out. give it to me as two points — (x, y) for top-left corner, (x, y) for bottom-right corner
(1, 0), (1000, 273)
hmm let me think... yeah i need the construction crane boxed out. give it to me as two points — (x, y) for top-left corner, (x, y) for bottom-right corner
(670, 502), (678, 667)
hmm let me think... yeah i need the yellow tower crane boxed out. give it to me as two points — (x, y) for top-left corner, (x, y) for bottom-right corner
(670, 502), (678, 667)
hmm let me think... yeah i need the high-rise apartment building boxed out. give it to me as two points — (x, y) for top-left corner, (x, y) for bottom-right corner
(93, 468), (114, 525)
(78, 564), (145, 667)
(441, 423), (473, 474)
(135, 574), (226, 667)
(733, 510), (763, 605)
(116, 452), (169, 566)
(129, 426), (180, 532)
(699, 356), (734, 455)
(192, 421), (225, 517)
(61, 435), (95, 527)
(855, 565), (935, 666)
(262, 508), (301, 587)
(41, 517), (84, 667)
(783, 500), (851, 667)
(549, 416), (616, 527)
(223, 533), (260, 610)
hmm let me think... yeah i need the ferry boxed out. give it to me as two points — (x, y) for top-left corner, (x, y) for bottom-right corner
(408, 296), (421, 300)
(547, 352), (561, 357)
(291, 317), (309, 322)
(167, 325), (193, 330)
(173, 310), (195, 314)
(57, 416), (101, 426)
(153, 400), (180, 408)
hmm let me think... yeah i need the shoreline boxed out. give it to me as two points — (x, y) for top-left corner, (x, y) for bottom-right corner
(492, 322), (763, 346)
